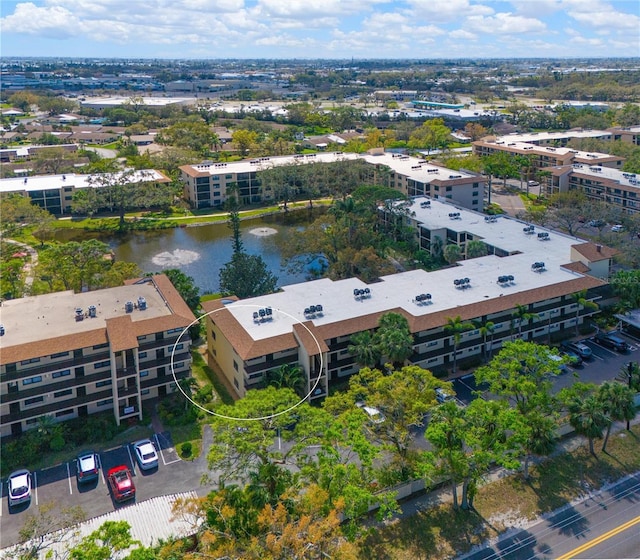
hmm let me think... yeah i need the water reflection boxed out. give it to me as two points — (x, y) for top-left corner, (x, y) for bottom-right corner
(55, 209), (324, 294)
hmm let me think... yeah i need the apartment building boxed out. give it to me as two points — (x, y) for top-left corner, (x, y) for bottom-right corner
(203, 197), (608, 401)
(472, 139), (623, 177)
(0, 275), (195, 438)
(487, 129), (612, 147)
(608, 126), (640, 146)
(547, 164), (640, 213)
(180, 151), (486, 212)
(0, 169), (171, 215)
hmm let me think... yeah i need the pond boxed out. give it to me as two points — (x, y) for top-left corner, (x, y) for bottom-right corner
(55, 209), (326, 294)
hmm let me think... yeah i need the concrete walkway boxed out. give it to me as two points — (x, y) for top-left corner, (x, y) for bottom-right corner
(1, 238), (38, 296)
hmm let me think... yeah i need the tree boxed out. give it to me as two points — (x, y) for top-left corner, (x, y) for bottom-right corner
(563, 383), (608, 456)
(512, 409), (557, 480)
(443, 243), (462, 264)
(444, 315), (474, 373)
(375, 312), (414, 368)
(86, 168), (174, 230)
(266, 363), (306, 398)
(407, 118), (451, 154)
(155, 120), (218, 155)
(232, 129), (259, 157)
(160, 269), (200, 313)
(475, 320), (495, 363)
(347, 330), (381, 369)
(466, 240), (487, 259)
(219, 252), (278, 299)
(0, 194), (55, 236)
(475, 340), (561, 415)
(611, 270), (640, 309)
(67, 521), (144, 560)
(32, 147), (77, 175)
(511, 303), (536, 341)
(597, 381), (636, 452)
(464, 122), (487, 141)
(570, 289), (599, 335)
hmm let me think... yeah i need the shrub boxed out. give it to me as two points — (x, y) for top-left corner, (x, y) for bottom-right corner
(181, 441), (193, 458)
(50, 434), (66, 452)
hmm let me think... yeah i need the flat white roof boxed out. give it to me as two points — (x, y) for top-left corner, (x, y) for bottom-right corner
(81, 97), (191, 107)
(487, 140), (614, 161)
(224, 197), (590, 342)
(570, 164), (639, 187)
(361, 152), (480, 183)
(0, 169), (167, 194)
(497, 130), (611, 143)
(0, 283), (173, 347)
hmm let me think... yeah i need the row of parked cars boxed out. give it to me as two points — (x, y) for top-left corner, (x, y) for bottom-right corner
(6, 439), (159, 509)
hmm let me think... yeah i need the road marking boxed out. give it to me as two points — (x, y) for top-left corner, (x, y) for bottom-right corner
(126, 445), (136, 476)
(67, 462), (73, 495)
(556, 514), (640, 560)
(154, 433), (167, 466)
(33, 471), (38, 506)
(154, 432), (181, 465)
(98, 454), (105, 485)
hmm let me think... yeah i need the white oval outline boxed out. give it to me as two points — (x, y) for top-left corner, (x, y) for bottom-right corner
(170, 304), (324, 421)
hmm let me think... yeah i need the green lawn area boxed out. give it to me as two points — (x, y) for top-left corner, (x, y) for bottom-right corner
(358, 425), (640, 559)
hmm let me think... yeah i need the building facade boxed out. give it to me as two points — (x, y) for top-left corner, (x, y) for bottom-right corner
(0, 169), (171, 215)
(0, 275), (195, 438)
(203, 198), (608, 401)
(180, 151), (486, 212)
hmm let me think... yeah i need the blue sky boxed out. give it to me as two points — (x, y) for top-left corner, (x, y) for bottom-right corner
(1, 0), (639, 59)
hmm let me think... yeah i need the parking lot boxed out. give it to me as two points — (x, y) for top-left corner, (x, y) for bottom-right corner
(0, 431), (208, 549)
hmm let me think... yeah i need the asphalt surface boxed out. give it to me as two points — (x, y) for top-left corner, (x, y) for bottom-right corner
(459, 473), (640, 560)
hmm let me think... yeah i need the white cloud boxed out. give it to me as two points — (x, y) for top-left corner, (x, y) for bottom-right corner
(449, 29), (477, 40)
(406, 0), (494, 23)
(0, 2), (80, 38)
(508, 0), (562, 16)
(569, 9), (640, 31)
(465, 12), (547, 35)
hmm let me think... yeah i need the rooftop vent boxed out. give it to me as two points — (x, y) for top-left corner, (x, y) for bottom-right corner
(484, 216), (498, 223)
(531, 261), (546, 271)
(253, 307), (273, 323)
(137, 297), (147, 311)
(498, 275), (515, 284)
(448, 212), (461, 220)
(75, 307), (84, 321)
(523, 225), (535, 234)
(354, 288), (371, 300)
(125, 301), (134, 313)
(304, 304), (324, 317)
(88, 305), (97, 318)
(537, 232), (550, 240)
(0, 324), (5, 336)
(414, 293), (432, 304)
(454, 277), (471, 289)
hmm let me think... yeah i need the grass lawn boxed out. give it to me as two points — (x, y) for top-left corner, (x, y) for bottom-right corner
(358, 425), (640, 559)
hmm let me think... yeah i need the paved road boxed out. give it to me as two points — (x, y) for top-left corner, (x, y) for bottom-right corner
(459, 472), (640, 560)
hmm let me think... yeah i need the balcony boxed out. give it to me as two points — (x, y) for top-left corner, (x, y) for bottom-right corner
(118, 405), (139, 419)
(115, 385), (139, 398)
(116, 366), (137, 379)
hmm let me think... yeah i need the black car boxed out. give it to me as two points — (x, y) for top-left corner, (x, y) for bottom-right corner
(595, 331), (629, 352)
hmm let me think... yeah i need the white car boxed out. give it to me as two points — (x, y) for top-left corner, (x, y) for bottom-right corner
(356, 401), (386, 424)
(132, 439), (159, 470)
(435, 388), (455, 404)
(7, 469), (32, 508)
(611, 224), (624, 232)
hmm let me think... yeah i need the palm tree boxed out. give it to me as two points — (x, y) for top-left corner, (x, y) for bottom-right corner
(475, 320), (495, 363)
(511, 303), (535, 341)
(445, 316), (474, 374)
(375, 312), (414, 368)
(571, 290), (599, 336)
(597, 381), (636, 452)
(348, 330), (381, 369)
(466, 240), (488, 259)
(521, 411), (557, 480)
(567, 393), (609, 456)
(266, 364), (306, 398)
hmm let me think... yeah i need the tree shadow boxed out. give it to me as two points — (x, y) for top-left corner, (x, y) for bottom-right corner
(495, 529), (538, 560)
(546, 506), (591, 539)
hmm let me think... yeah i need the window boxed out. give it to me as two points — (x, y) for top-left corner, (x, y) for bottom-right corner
(138, 352), (147, 359)
(52, 369), (71, 379)
(22, 376), (42, 386)
(94, 360), (111, 369)
(211, 330), (216, 340)
(24, 396), (44, 406)
(92, 343), (109, 350)
(140, 370), (149, 377)
(233, 378), (239, 389)
(51, 351), (70, 359)
(174, 362), (184, 368)
(96, 379), (112, 387)
(20, 357), (40, 365)
(141, 389), (150, 395)
(55, 409), (74, 417)
(97, 399), (113, 407)
(175, 343), (184, 350)
(54, 389), (73, 398)
(233, 360), (238, 372)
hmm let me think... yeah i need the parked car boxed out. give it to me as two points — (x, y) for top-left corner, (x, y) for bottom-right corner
(562, 341), (593, 360)
(589, 219), (605, 228)
(356, 401), (385, 424)
(595, 331), (629, 352)
(435, 387), (455, 404)
(547, 353), (570, 375)
(560, 349), (583, 366)
(7, 469), (32, 508)
(133, 439), (159, 471)
(611, 224), (625, 232)
(107, 465), (136, 503)
(76, 451), (100, 483)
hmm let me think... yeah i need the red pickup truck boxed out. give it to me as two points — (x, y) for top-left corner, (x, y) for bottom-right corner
(107, 465), (136, 503)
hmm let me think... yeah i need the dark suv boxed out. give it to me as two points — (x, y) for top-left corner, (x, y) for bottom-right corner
(595, 331), (629, 352)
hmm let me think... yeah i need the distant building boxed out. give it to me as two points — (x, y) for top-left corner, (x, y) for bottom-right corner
(180, 151), (486, 212)
(0, 275), (195, 437)
(0, 169), (171, 215)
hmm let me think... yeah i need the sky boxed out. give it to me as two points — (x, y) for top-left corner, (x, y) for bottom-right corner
(1, 0), (639, 60)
